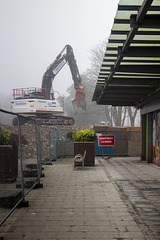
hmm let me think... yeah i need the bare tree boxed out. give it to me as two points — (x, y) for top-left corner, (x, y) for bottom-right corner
(88, 40), (140, 127)
(127, 107), (139, 126)
(64, 40), (139, 126)
(87, 39), (107, 81)
(111, 107), (127, 126)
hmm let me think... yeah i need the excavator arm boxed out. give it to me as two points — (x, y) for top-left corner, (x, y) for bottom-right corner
(41, 45), (86, 113)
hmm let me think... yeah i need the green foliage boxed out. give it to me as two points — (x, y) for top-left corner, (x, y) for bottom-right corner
(72, 129), (97, 142)
(0, 128), (12, 145)
(0, 127), (22, 146)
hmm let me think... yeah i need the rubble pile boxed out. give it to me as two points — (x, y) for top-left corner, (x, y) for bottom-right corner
(20, 124), (68, 160)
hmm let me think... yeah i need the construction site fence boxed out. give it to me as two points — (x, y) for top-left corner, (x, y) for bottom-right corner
(94, 129), (141, 157)
(56, 129), (141, 158)
(0, 109), (58, 230)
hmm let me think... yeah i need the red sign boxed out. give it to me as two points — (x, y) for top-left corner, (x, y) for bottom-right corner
(98, 135), (115, 146)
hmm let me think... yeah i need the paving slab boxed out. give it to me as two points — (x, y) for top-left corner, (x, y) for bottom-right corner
(1, 157), (159, 239)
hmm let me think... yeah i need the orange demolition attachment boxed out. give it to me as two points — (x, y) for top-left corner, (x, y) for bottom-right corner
(72, 85), (86, 114)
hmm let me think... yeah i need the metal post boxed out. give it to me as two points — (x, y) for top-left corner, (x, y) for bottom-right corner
(110, 146), (112, 158)
(37, 124), (42, 174)
(34, 121), (41, 180)
(141, 114), (147, 161)
(48, 126), (51, 162)
(56, 128), (58, 159)
(102, 146), (104, 160)
(125, 131), (129, 156)
(53, 128), (56, 160)
(17, 115), (25, 199)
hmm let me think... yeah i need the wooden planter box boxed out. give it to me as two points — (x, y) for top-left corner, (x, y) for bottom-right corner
(74, 142), (95, 166)
(0, 145), (18, 182)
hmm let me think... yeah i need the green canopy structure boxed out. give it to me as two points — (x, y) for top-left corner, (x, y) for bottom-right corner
(92, 0), (160, 109)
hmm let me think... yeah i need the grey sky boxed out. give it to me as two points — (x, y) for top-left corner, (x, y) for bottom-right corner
(0, 0), (119, 98)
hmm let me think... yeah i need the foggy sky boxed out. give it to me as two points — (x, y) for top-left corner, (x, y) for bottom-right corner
(0, 0), (119, 100)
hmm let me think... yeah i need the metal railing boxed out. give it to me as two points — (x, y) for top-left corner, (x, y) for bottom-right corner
(0, 109), (43, 230)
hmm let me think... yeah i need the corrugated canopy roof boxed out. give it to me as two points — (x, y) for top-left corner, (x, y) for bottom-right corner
(92, 0), (160, 108)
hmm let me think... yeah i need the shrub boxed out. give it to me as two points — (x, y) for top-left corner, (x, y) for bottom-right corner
(72, 129), (97, 142)
(0, 128), (12, 145)
(0, 127), (27, 146)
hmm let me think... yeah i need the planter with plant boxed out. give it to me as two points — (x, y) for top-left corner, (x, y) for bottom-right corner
(0, 127), (19, 182)
(72, 129), (97, 166)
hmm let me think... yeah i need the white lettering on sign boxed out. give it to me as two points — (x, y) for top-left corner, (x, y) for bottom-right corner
(98, 135), (115, 146)
(16, 102), (26, 106)
(52, 59), (66, 74)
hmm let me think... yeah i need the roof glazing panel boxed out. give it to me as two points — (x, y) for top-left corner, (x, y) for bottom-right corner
(119, 0), (144, 5)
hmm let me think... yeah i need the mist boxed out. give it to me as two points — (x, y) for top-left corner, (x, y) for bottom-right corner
(0, 0), (119, 99)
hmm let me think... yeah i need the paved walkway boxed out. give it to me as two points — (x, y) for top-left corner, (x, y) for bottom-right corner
(0, 157), (160, 240)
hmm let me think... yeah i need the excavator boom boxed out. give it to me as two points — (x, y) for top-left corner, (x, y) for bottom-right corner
(42, 45), (86, 113)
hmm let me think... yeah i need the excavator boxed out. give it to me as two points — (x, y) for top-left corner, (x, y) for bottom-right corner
(11, 45), (86, 125)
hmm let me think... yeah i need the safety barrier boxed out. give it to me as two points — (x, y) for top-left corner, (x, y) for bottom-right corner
(0, 109), (45, 235)
(94, 128), (141, 157)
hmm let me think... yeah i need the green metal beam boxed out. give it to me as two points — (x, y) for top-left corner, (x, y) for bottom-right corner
(118, 46), (160, 57)
(117, 65), (160, 74)
(130, 14), (160, 28)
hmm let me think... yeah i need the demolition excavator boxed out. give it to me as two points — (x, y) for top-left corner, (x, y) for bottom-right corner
(11, 45), (86, 125)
